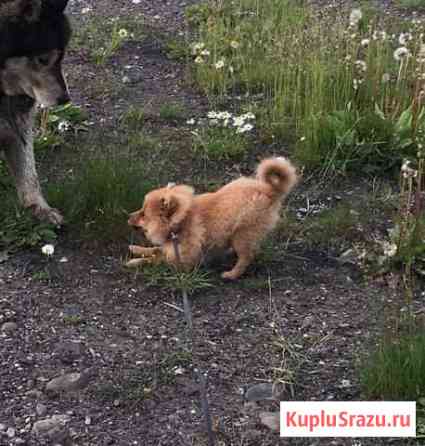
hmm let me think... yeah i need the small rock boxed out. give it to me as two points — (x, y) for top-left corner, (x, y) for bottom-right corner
(1, 321), (18, 333)
(36, 403), (47, 417)
(54, 340), (84, 364)
(259, 412), (280, 431)
(245, 383), (274, 401)
(6, 427), (15, 438)
(45, 368), (97, 395)
(32, 415), (70, 442)
(0, 423), (6, 431)
(26, 389), (43, 399)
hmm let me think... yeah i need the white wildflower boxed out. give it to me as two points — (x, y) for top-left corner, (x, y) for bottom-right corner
(194, 56), (204, 64)
(186, 118), (195, 125)
(236, 123), (254, 133)
(215, 59), (225, 69)
(349, 8), (362, 27)
(41, 244), (55, 257)
(132, 0), (141, 3)
(382, 242), (397, 258)
(241, 112), (255, 120)
(229, 65), (234, 74)
(216, 111), (232, 120)
(57, 120), (71, 133)
(207, 111), (219, 119)
(355, 60), (367, 72)
(361, 38), (370, 47)
(230, 40), (240, 49)
(118, 29), (128, 39)
(233, 116), (245, 127)
(191, 42), (205, 55)
(200, 49), (210, 57)
(394, 46), (410, 62)
(81, 7), (91, 14)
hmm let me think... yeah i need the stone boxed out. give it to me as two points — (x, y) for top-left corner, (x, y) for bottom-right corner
(6, 427), (15, 438)
(1, 322), (17, 333)
(36, 403), (47, 417)
(31, 415), (70, 443)
(45, 368), (97, 395)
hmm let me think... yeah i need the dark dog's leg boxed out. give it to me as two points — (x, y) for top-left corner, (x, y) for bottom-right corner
(4, 123), (63, 225)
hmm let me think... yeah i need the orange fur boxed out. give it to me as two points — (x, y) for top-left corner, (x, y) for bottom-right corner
(127, 157), (298, 280)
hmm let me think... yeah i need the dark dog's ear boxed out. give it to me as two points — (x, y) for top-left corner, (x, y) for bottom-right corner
(41, 0), (68, 15)
(1, 0), (42, 22)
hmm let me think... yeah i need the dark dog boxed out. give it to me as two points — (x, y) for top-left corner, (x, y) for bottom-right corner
(0, 0), (71, 224)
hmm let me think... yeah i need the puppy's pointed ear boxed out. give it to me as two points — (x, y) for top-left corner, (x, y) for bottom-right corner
(160, 196), (179, 219)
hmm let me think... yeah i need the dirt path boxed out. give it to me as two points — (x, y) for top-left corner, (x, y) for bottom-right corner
(0, 1), (420, 445)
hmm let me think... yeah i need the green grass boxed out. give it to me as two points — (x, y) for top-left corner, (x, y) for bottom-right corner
(159, 102), (186, 121)
(362, 334), (425, 399)
(398, 0), (425, 7)
(71, 15), (145, 64)
(189, 0), (425, 174)
(94, 349), (192, 408)
(130, 263), (214, 295)
(47, 154), (153, 241)
(192, 126), (250, 160)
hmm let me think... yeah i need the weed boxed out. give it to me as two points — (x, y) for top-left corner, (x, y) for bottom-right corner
(47, 154), (153, 241)
(135, 263), (214, 295)
(71, 15), (144, 64)
(190, 0), (425, 173)
(192, 126), (249, 160)
(128, 131), (160, 151)
(362, 333), (425, 399)
(398, 0), (425, 7)
(120, 106), (145, 130)
(62, 314), (83, 326)
(0, 200), (57, 251)
(159, 102), (186, 121)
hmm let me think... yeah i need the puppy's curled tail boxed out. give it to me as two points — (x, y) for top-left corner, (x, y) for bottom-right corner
(256, 157), (298, 196)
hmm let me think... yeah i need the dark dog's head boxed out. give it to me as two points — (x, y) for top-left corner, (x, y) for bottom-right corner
(128, 185), (194, 246)
(0, 0), (71, 106)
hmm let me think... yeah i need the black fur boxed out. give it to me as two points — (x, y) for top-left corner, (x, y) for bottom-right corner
(0, 0), (71, 66)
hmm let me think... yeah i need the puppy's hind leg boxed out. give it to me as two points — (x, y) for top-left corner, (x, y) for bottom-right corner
(5, 128), (63, 225)
(221, 231), (258, 280)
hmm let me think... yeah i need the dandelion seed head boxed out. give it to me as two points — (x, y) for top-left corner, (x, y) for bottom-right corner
(349, 8), (362, 27)
(41, 244), (55, 257)
(394, 46), (410, 62)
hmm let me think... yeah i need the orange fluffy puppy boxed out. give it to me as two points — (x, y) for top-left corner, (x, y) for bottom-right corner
(127, 157), (298, 280)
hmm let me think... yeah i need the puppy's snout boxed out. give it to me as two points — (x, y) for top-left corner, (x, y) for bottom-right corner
(128, 211), (143, 229)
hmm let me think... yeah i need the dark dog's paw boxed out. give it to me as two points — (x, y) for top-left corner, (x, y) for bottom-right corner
(32, 205), (64, 226)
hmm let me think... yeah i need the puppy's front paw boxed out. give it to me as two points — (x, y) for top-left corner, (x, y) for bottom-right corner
(31, 205), (64, 226)
(125, 258), (146, 268)
(221, 270), (241, 281)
